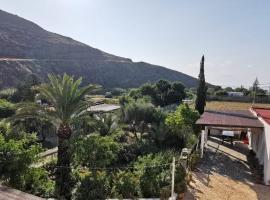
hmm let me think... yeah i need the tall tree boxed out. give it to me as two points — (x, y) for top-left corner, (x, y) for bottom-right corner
(195, 55), (207, 114)
(15, 74), (99, 199)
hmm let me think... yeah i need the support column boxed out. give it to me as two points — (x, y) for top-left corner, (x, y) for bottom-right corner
(205, 126), (209, 147)
(248, 128), (252, 150)
(201, 129), (205, 158)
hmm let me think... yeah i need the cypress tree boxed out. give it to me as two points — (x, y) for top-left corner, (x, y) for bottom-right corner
(195, 55), (207, 114)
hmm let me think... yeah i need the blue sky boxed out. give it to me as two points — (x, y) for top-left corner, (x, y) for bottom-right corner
(0, 0), (269, 87)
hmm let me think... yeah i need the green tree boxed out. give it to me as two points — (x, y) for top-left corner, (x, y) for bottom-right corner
(15, 74), (99, 199)
(156, 80), (171, 106)
(121, 101), (164, 140)
(166, 82), (186, 105)
(11, 73), (41, 103)
(94, 113), (118, 136)
(72, 134), (121, 168)
(195, 55), (207, 114)
(0, 131), (41, 188)
(165, 104), (199, 147)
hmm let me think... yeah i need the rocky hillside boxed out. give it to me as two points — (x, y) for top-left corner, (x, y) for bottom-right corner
(0, 9), (199, 89)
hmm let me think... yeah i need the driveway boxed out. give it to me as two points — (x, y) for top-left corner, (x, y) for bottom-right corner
(184, 138), (270, 200)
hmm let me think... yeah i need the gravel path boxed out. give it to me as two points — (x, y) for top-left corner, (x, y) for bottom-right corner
(184, 138), (270, 200)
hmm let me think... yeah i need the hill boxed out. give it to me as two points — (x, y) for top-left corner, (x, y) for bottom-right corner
(0, 9), (199, 89)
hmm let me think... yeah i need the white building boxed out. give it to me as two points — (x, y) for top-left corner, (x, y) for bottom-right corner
(227, 92), (244, 97)
(196, 108), (270, 185)
(250, 107), (270, 185)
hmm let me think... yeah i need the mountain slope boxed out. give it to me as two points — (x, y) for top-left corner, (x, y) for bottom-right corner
(0, 9), (199, 89)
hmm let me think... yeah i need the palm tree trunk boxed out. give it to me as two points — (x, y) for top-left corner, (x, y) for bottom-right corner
(55, 124), (73, 200)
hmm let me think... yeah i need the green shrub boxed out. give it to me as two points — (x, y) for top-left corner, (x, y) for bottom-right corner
(72, 134), (121, 168)
(112, 170), (141, 198)
(23, 167), (55, 198)
(0, 99), (15, 118)
(75, 170), (111, 200)
(134, 152), (186, 198)
(0, 88), (16, 100)
(0, 132), (41, 188)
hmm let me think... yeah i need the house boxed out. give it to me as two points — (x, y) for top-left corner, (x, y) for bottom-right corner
(196, 108), (270, 185)
(250, 107), (270, 185)
(227, 92), (244, 97)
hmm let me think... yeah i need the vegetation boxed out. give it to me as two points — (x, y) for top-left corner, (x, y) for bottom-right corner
(15, 74), (100, 199)
(0, 73), (201, 199)
(0, 123), (54, 197)
(195, 55), (207, 114)
(206, 77), (269, 103)
(0, 99), (15, 118)
(127, 80), (186, 107)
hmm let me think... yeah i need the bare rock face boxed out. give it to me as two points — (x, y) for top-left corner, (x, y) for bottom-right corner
(0, 9), (198, 89)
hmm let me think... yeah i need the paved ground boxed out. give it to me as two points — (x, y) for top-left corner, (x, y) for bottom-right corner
(184, 137), (270, 200)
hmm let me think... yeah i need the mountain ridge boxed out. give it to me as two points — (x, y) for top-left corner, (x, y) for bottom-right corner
(0, 9), (199, 89)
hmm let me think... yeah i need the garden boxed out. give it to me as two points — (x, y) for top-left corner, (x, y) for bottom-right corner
(0, 74), (201, 199)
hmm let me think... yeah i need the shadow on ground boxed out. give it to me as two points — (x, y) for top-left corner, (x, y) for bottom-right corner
(184, 137), (270, 200)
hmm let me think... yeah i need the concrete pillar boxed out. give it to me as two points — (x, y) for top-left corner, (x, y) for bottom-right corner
(248, 128), (252, 150)
(264, 150), (270, 185)
(201, 129), (205, 158)
(205, 126), (209, 147)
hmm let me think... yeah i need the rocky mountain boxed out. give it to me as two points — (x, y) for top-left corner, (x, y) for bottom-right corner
(0, 9), (199, 89)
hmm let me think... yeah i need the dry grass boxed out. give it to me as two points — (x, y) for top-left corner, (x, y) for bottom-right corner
(206, 101), (270, 110)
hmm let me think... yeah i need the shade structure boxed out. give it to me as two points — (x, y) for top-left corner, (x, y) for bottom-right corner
(196, 110), (264, 128)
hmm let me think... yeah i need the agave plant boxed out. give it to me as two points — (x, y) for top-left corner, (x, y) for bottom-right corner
(15, 74), (100, 200)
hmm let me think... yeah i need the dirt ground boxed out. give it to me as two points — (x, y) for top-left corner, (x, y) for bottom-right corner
(184, 139), (270, 200)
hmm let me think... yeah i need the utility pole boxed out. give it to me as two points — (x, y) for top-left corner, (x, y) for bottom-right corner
(171, 157), (176, 200)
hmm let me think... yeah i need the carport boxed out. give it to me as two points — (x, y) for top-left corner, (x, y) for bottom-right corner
(196, 110), (264, 158)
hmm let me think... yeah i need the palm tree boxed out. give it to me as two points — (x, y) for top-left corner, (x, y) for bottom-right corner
(15, 74), (99, 200)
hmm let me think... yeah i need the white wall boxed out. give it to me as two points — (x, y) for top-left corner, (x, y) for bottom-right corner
(251, 119), (270, 185)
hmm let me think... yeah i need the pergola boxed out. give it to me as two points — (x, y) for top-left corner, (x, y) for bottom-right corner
(196, 110), (264, 157)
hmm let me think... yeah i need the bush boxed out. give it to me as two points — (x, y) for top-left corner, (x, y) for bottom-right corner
(166, 104), (199, 134)
(111, 88), (126, 96)
(134, 152), (186, 198)
(75, 170), (111, 200)
(0, 99), (15, 118)
(112, 170), (141, 198)
(72, 134), (121, 168)
(0, 88), (16, 100)
(215, 90), (228, 96)
(0, 132), (41, 188)
(22, 167), (55, 198)
(188, 152), (200, 171)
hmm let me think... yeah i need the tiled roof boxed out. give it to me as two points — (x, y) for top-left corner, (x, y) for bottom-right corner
(252, 107), (270, 125)
(196, 110), (264, 128)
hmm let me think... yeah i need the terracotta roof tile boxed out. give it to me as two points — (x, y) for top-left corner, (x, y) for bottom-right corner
(252, 107), (270, 125)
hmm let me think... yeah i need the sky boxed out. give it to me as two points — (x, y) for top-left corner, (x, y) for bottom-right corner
(0, 0), (269, 88)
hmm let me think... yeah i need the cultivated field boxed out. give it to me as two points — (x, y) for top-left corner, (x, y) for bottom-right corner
(206, 101), (270, 110)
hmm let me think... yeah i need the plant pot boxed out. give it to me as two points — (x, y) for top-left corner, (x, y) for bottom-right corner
(177, 192), (185, 200)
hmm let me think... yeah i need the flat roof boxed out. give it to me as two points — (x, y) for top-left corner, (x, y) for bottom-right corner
(196, 110), (264, 128)
(87, 104), (120, 113)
